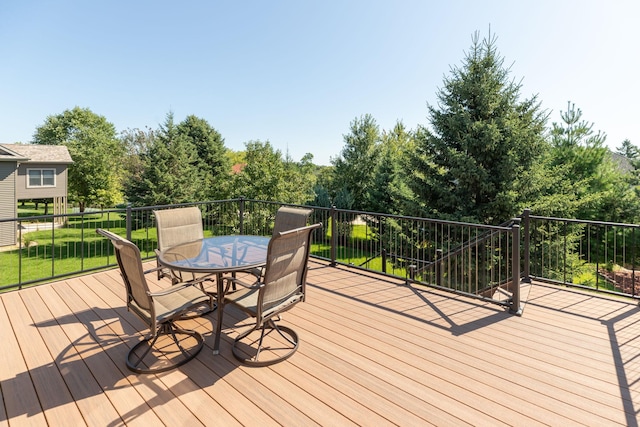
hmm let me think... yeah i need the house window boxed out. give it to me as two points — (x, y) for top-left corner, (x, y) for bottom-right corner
(27, 169), (56, 187)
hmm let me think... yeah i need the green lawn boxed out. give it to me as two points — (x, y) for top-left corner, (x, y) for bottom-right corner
(17, 200), (65, 217)
(1, 214), (403, 289)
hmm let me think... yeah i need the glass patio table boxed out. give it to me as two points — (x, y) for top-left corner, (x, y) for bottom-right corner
(157, 235), (270, 354)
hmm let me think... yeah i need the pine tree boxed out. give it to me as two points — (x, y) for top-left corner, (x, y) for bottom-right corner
(177, 115), (231, 201)
(409, 31), (547, 224)
(135, 112), (199, 206)
(367, 121), (414, 215)
(331, 114), (381, 211)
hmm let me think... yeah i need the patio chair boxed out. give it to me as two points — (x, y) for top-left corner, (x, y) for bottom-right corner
(222, 222), (322, 366)
(154, 206), (209, 283)
(272, 206), (313, 235)
(245, 206), (313, 279)
(96, 228), (212, 374)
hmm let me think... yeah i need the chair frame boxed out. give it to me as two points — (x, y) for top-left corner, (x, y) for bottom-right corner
(246, 206), (314, 279)
(223, 223), (321, 366)
(272, 206), (313, 235)
(154, 206), (210, 283)
(97, 228), (212, 374)
(154, 206), (215, 316)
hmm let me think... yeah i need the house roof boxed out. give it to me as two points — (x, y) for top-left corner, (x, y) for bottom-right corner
(0, 144), (29, 162)
(0, 143), (73, 164)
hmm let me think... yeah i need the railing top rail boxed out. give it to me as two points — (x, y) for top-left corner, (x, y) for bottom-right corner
(528, 214), (640, 229)
(0, 208), (128, 224)
(129, 199), (328, 213)
(327, 207), (512, 231)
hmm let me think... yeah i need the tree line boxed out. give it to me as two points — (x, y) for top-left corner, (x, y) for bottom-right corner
(29, 31), (640, 225)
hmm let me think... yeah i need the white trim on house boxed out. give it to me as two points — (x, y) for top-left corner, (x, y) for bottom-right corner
(26, 168), (57, 188)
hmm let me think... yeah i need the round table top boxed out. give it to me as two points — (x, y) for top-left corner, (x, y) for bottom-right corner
(158, 235), (270, 273)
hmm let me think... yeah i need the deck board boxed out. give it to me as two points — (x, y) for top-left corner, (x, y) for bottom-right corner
(0, 260), (639, 426)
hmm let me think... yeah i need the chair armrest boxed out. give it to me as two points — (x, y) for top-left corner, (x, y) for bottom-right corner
(144, 266), (163, 275)
(147, 282), (197, 297)
(222, 276), (263, 292)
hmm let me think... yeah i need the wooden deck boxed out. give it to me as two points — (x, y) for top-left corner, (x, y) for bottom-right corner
(1, 259), (639, 426)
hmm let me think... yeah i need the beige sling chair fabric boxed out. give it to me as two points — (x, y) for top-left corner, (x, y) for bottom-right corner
(222, 223), (321, 366)
(154, 206), (211, 284)
(245, 206), (313, 279)
(97, 228), (212, 374)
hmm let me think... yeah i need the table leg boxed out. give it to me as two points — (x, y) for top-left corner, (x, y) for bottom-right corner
(213, 272), (224, 355)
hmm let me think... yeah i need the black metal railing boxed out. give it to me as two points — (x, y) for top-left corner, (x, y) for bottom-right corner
(521, 209), (640, 299)
(0, 199), (521, 311)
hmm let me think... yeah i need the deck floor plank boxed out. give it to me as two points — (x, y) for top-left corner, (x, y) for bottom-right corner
(2, 290), (86, 426)
(1, 260), (639, 426)
(66, 275), (208, 427)
(95, 270), (306, 427)
(0, 294), (48, 427)
(32, 284), (125, 427)
(308, 280), (633, 424)
(49, 279), (164, 427)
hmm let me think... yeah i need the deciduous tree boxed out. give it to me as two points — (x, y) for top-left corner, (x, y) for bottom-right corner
(32, 106), (124, 211)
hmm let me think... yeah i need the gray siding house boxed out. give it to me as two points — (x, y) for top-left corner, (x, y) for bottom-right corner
(0, 144), (73, 247)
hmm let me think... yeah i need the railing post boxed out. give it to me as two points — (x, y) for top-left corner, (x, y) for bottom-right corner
(522, 209), (531, 283)
(406, 264), (417, 285)
(435, 249), (443, 287)
(510, 222), (522, 315)
(330, 205), (337, 266)
(126, 203), (132, 241)
(239, 197), (245, 235)
(381, 217), (386, 273)
(18, 219), (23, 289)
(80, 212), (85, 271)
(382, 248), (387, 274)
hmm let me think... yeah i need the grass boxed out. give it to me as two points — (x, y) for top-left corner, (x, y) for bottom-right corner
(1, 208), (149, 288)
(16, 200), (69, 218)
(1, 213), (396, 289)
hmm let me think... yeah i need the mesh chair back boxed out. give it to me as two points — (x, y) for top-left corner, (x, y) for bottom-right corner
(155, 206), (204, 252)
(262, 223), (320, 307)
(272, 206), (313, 236)
(98, 229), (152, 312)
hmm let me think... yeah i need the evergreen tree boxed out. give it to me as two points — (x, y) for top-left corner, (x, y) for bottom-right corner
(409, 31), (547, 224)
(617, 139), (639, 161)
(367, 121), (414, 215)
(331, 114), (381, 211)
(133, 112), (199, 206)
(120, 127), (155, 204)
(548, 103), (634, 221)
(177, 115), (231, 201)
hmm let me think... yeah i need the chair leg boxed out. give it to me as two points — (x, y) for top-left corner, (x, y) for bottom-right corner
(231, 319), (299, 367)
(126, 322), (204, 374)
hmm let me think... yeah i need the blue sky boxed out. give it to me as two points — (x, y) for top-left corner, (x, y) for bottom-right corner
(1, 1), (638, 165)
